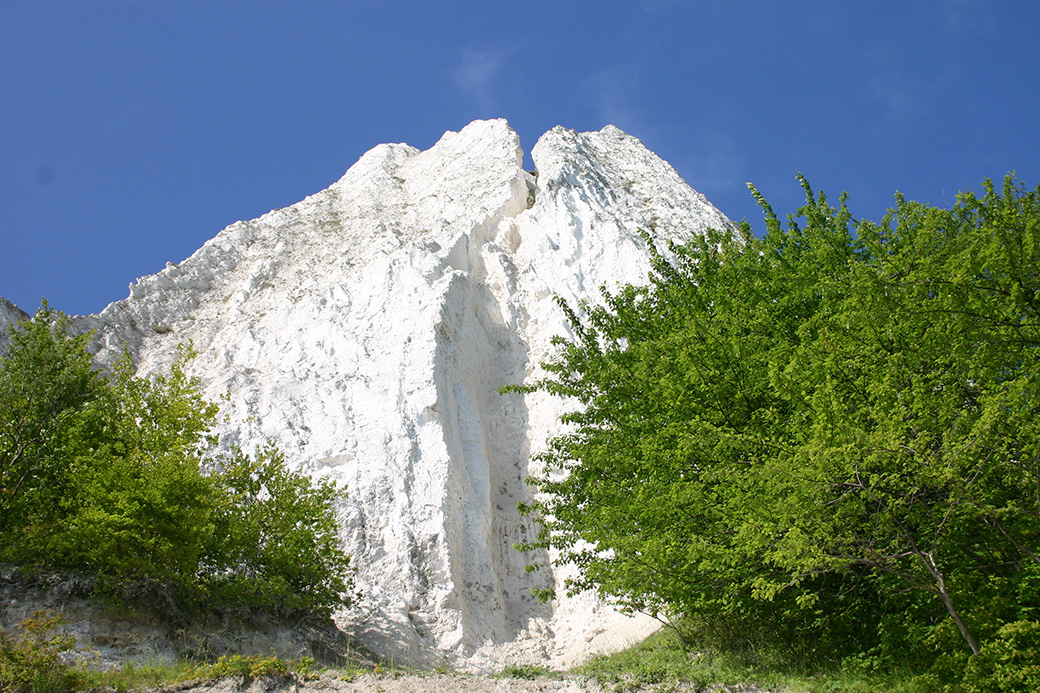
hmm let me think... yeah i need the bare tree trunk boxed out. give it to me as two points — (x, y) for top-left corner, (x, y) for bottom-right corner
(920, 550), (980, 655)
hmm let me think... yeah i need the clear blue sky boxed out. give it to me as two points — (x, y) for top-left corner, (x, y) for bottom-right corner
(3, 0), (1038, 316)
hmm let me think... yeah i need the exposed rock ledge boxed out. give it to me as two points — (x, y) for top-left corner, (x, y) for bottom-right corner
(0, 565), (355, 669)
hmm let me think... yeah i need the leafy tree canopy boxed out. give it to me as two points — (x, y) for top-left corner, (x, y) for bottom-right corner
(0, 307), (353, 618)
(517, 175), (1040, 676)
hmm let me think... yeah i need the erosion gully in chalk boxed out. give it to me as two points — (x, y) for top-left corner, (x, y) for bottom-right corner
(1, 120), (732, 671)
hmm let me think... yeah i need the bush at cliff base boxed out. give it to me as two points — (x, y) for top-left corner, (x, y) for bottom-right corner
(962, 620), (1040, 693)
(0, 612), (82, 693)
(0, 306), (353, 618)
(517, 175), (1040, 684)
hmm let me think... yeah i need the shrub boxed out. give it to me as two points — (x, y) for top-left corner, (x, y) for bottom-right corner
(963, 620), (1040, 693)
(499, 662), (552, 679)
(202, 445), (354, 616)
(206, 653), (292, 679)
(0, 611), (82, 693)
(0, 306), (354, 619)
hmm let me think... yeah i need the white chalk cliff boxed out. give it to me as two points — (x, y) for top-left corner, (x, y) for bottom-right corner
(69, 120), (732, 669)
(0, 298), (30, 357)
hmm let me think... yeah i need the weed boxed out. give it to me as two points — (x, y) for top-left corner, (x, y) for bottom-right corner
(0, 611), (83, 693)
(575, 624), (942, 693)
(498, 662), (553, 679)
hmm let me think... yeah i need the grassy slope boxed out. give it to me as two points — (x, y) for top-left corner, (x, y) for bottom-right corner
(575, 626), (932, 693)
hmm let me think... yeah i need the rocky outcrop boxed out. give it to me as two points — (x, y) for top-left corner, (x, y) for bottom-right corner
(0, 565), (355, 669)
(59, 120), (731, 670)
(0, 297), (30, 356)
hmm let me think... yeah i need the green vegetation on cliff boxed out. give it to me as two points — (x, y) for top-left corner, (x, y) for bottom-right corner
(0, 305), (353, 618)
(517, 176), (1040, 690)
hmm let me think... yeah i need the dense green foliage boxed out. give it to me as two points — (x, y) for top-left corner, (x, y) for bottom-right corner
(0, 303), (103, 538)
(0, 612), (83, 693)
(204, 445), (351, 614)
(577, 622), (954, 693)
(0, 307), (353, 617)
(518, 176), (1040, 686)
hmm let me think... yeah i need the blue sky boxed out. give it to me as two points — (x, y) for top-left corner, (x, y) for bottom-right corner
(2, 0), (1039, 316)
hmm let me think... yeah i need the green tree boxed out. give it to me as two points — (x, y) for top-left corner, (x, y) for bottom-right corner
(517, 176), (1040, 668)
(748, 177), (1040, 658)
(202, 445), (352, 616)
(0, 303), (103, 536)
(0, 308), (354, 617)
(44, 348), (221, 591)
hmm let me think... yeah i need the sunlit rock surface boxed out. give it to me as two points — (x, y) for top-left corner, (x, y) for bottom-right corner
(72, 120), (732, 670)
(0, 297), (30, 356)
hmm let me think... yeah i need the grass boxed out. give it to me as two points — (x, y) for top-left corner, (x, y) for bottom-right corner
(574, 625), (937, 693)
(496, 662), (556, 680)
(2, 609), (953, 693)
(73, 653), (377, 691)
(4, 634), (935, 693)
(1, 610), (378, 692)
(76, 659), (209, 692)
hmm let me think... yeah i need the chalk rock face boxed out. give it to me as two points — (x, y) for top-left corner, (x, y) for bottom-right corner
(75, 120), (731, 669)
(0, 298), (31, 357)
